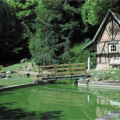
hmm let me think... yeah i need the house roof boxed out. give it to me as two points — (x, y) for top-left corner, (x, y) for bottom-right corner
(82, 9), (120, 51)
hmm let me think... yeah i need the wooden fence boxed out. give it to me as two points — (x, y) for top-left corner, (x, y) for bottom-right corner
(39, 63), (87, 80)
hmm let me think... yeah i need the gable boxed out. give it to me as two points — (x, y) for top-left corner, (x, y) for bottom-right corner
(101, 20), (120, 42)
(82, 9), (120, 51)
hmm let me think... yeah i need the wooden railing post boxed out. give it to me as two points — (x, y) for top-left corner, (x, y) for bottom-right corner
(69, 63), (71, 79)
(39, 65), (40, 77)
(54, 64), (56, 80)
(84, 63), (87, 78)
(41, 66), (43, 77)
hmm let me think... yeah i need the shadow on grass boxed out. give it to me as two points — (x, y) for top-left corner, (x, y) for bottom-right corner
(0, 103), (63, 119)
(0, 85), (6, 88)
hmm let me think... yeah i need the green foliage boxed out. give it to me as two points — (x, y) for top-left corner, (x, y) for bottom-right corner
(0, 0), (38, 61)
(82, 0), (120, 26)
(61, 38), (96, 69)
(65, 38), (90, 63)
(24, 0), (86, 65)
(0, 65), (3, 71)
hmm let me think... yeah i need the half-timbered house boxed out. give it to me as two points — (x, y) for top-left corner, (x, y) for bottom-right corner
(82, 9), (120, 70)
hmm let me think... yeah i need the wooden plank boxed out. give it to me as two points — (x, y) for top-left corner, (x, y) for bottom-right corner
(71, 71), (85, 74)
(84, 63), (87, 78)
(71, 67), (85, 70)
(41, 65), (54, 68)
(56, 64), (69, 66)
(71, 63), (84, 65)
(42, 69), (54, 71)
(56, 68), (69, 70)
(42, 73), (55, 75)
(69, 63), (71, 79)
(57, 72), (70, 75)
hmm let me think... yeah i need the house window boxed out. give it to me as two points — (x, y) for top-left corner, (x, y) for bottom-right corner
(109, 44), (118, 52)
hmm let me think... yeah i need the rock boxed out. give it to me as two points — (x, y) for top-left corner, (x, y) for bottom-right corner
(4, 74), (11, 79)
(103, 72), (108, 80)
(7, 74), (11, 78)
(16, 68), (20, 71)
(35, 75), (39, 78)
(0, 73), (6, 78)
(94, 74), (100, 81)
(77, 77), (88, 84)
(22, 65), (27, 68)
(94, 75), (100, 81)
(106, 71), (110, 74)
(23, 73), (30, 78)
(32, 78), (42, 84)
(27, 63), (34, 71)
(116, 76), (118, 79)
(111, 71), (116, 74)
(20, 58), (27, 63)
(6, 71), (11, 74)
(32, 78), (39, 84)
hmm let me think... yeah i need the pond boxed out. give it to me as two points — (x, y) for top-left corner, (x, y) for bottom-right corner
(0, 83), (120, 119)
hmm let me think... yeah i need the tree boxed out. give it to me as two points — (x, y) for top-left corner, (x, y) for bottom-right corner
(24, 0), (86, 65)
(0, 0), (38, 62)
(82, 0), (120, 26)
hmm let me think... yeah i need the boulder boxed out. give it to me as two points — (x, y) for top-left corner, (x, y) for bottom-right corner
(35, 75), (39, 78)
(111, 71), (116, 74)
(6, 74), (11, 78)
(94, 74), (100, 81)
(0, 73), (6, 78)
(103, 72), (108, 80)
(77, 77), (88, 84)
(27, 63), (34, 71)
(22, 65), (27, 68)
(23, 73), (30, 78)
(32, 78), (42, 84)
(20, 58), (27, 63)
(16, 68), (20, 71)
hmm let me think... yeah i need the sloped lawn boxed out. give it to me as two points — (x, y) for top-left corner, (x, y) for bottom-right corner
(0, 78), (33, 88)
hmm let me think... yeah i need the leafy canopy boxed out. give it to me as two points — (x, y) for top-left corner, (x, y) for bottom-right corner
(82, 0), (120, 26)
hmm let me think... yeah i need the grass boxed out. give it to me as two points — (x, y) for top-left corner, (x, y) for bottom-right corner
(2, 62), (30, 72)
(87, 69), (120, 80)
(1, 60), (120, 89)
(0, 78), (33, 88)
(0, 62), (36, 88)
(112, 116), (120, 120)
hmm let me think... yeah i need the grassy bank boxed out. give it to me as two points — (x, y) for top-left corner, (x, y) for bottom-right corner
(0, 78), (32, 88)
(88, 69), (120, 80)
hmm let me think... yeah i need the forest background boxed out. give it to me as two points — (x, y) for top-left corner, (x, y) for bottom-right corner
(1, 0), (120, 68)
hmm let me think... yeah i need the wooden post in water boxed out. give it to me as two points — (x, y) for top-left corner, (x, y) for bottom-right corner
(84, 62), (87, 78)
(54, 64), (56, 80)
(69, 63), (71, 79)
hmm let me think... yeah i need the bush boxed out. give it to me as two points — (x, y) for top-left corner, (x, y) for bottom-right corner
(60, 38), (96, 69)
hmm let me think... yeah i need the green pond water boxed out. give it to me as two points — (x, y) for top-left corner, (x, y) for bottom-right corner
(0, 83), (120, 120)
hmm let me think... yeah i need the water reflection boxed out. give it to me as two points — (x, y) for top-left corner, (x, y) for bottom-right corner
(0, 85), (120, 119)
(30, 86), (120, 119)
